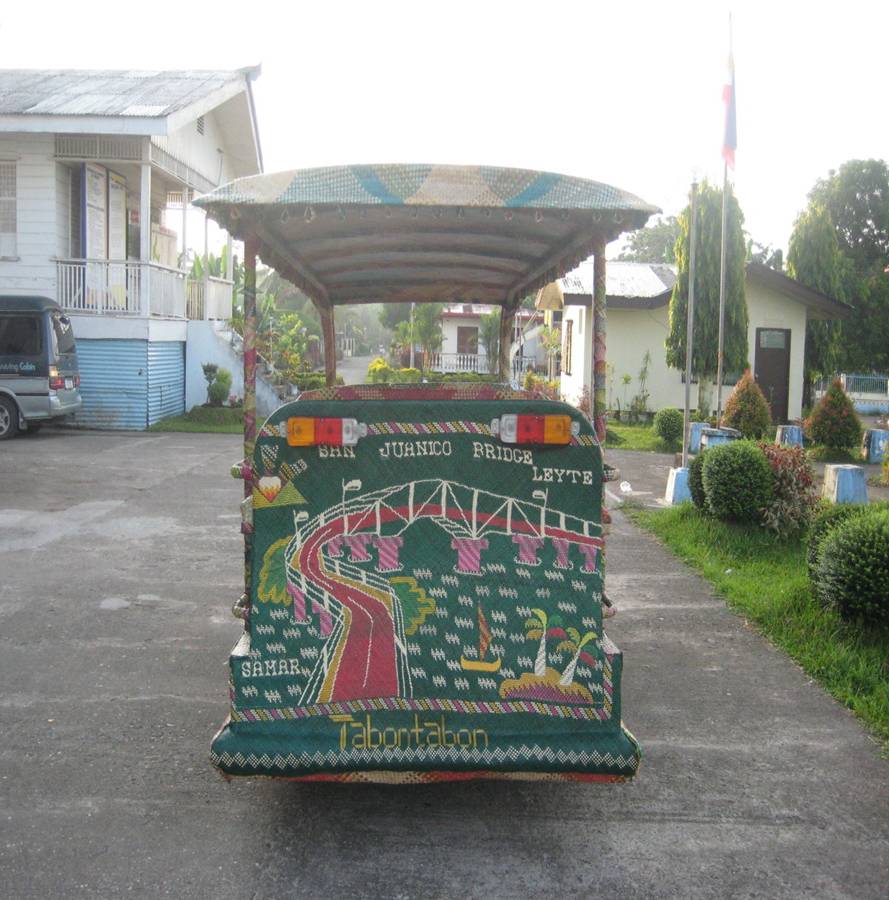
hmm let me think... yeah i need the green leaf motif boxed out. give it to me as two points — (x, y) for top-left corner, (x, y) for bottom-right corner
(257, 537), (291, 604)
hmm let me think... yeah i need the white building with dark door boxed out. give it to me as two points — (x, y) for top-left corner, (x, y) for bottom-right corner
(436, 303), (541, 376)
(546, 260), (850, 422)
(0, 67), (262, 427)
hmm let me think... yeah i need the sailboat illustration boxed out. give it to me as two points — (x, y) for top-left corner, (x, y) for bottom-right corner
(460, 605), (502, 672)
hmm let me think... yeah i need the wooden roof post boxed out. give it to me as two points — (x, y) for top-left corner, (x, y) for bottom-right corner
(592, 235), (607, 442)
(498, 300), (517, 382)
(243, 233), (259, 462)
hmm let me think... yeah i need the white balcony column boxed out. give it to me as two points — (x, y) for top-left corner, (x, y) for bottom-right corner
(181, 185), (189, 271)
(139, 162), (152, 316)
(225, 232), (233, 281)
(203, 210), (210, 320)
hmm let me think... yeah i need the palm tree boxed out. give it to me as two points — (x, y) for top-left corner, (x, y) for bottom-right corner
(555, 627), (598, 686)
(412, 303), (443, 370)
(524, 608), (563, 677)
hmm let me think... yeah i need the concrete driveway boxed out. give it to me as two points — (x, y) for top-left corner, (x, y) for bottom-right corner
(1, 430), (887, 898)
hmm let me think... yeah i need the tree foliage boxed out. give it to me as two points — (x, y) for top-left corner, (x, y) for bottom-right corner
(804, 159), (889, 372)
(618, 216), (680, 264)
(479, 309), (501, 366)
(666, 181), (749, 402)
(412, 303), (444, 369)
(809, 159), (889, 272)
(746, 240), (783, 271)
(787, 202), (846, 400)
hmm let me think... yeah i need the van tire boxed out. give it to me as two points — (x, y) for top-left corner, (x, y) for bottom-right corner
(0, 396), (19, 440)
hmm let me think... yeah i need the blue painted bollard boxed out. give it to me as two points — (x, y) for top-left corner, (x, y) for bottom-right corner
(665, 467), (691, 505)
(822, 464), (868, 504)
(862, 429), (889, 464)
(700, 428), (740, 450)
(688, 422), (707, 454)
(775, 424), (804, 447)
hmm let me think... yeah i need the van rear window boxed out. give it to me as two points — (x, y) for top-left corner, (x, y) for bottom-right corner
(52, 312), (76, 355)
(0, 314), (42, 356)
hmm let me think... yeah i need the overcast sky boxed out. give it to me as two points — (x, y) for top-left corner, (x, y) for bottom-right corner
(3, 0), (886, 254)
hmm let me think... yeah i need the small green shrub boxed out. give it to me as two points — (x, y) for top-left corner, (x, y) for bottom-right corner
(522, 371), (560, 400)
(653, 407), (683, 445)
(702, 441), (773, 522)
(207, 367), (232, 406)
(759, 443), (818, 538)
(721, 370), (772, 438)
(815, 508), (889, 623)
(805, 379), (862, 449)
(807, 501), (889, 579)
(688, 450), (708, 509)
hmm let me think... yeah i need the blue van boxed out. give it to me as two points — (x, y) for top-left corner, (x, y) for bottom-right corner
(0, 296), (82, 439)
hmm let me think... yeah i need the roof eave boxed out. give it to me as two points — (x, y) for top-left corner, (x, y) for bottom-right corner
(747, 262), (853, 320)
(0, 113), (165, 136)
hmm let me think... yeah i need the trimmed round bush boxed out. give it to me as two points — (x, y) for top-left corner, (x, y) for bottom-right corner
(654, 407), (683, 445)
(688, 450), (708, 510)
(815, 508), (889, 623)
(805, 378), (861, 449)
(722, 370), (772, 438)
(702, 441), (773, 522)
(807, 500), (889, 579)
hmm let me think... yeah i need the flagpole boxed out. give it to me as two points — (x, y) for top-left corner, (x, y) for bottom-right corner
(716, 12), (734, 424)
(682, 180), (698, 469)
(716, 160), (728, 422)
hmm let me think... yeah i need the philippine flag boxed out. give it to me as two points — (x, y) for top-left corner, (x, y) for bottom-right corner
(722, 51), (737, 170)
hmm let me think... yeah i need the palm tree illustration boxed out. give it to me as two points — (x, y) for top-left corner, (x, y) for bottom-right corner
(556, 627), (598, 686)
(524, 608), (564, 677)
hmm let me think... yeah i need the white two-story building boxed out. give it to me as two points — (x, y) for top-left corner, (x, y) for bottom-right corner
(0, 67), (262, 427)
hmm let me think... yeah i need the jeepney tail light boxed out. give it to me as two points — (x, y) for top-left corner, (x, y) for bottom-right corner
(286, 417), (364, 447)
(495, 414), (574, 445)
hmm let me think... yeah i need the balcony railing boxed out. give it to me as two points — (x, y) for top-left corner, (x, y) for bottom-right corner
(428, 352), (494, 374)
(186, 276), (234, 321)
(56, 259), (232, 321)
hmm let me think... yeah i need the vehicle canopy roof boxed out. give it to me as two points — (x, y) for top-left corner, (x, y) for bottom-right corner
(195, 164), (659, 309)
(0, 296), (63, 313)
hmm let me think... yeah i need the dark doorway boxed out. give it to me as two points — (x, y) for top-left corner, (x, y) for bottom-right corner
(457, 326), (478, 355)
(754, 328), (791, 423)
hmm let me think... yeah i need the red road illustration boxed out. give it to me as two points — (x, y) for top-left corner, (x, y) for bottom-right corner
(295, 498), (604, 703)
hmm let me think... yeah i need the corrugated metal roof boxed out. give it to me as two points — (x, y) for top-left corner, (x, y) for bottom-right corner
(0, 69), (247, 117)
(560, 260), (677, 299)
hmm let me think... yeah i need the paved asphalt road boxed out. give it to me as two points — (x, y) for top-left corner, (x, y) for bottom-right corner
(1, 430), (887, 899)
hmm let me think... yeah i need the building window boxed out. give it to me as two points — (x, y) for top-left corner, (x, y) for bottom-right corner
(563, 319), (573, 375)
(0, 161), (16, 258)
(196, 115), (205, 135)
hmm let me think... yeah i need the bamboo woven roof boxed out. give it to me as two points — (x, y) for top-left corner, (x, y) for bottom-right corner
(195, 164), (659, 308)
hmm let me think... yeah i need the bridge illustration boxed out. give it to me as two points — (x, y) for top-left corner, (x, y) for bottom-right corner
(283, 479), (603, 706)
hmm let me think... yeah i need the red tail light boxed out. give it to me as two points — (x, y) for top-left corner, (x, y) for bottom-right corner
(74, 375), (81, 387)
(286, 417), (364, 447)
(495, 414), (574, 445)
(49, 375), (65, 390)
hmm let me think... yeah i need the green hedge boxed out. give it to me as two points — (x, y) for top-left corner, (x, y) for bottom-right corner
(815, 508), (889, 623)
(702, 441), (774, 523)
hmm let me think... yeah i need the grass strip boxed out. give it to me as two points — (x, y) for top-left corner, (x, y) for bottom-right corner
(149, 405), (243, 434)
(604, 421), (677, 453)
(628, 504), (889, 749)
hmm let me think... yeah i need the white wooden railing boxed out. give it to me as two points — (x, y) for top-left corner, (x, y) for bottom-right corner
(187, 276), (234, 320)
(428, 352), (493, 374)
(57, 260), (231, 321)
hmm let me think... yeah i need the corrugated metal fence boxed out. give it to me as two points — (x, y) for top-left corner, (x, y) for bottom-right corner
(74, 339), (185, 429)
(148, 342), (185, 426)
